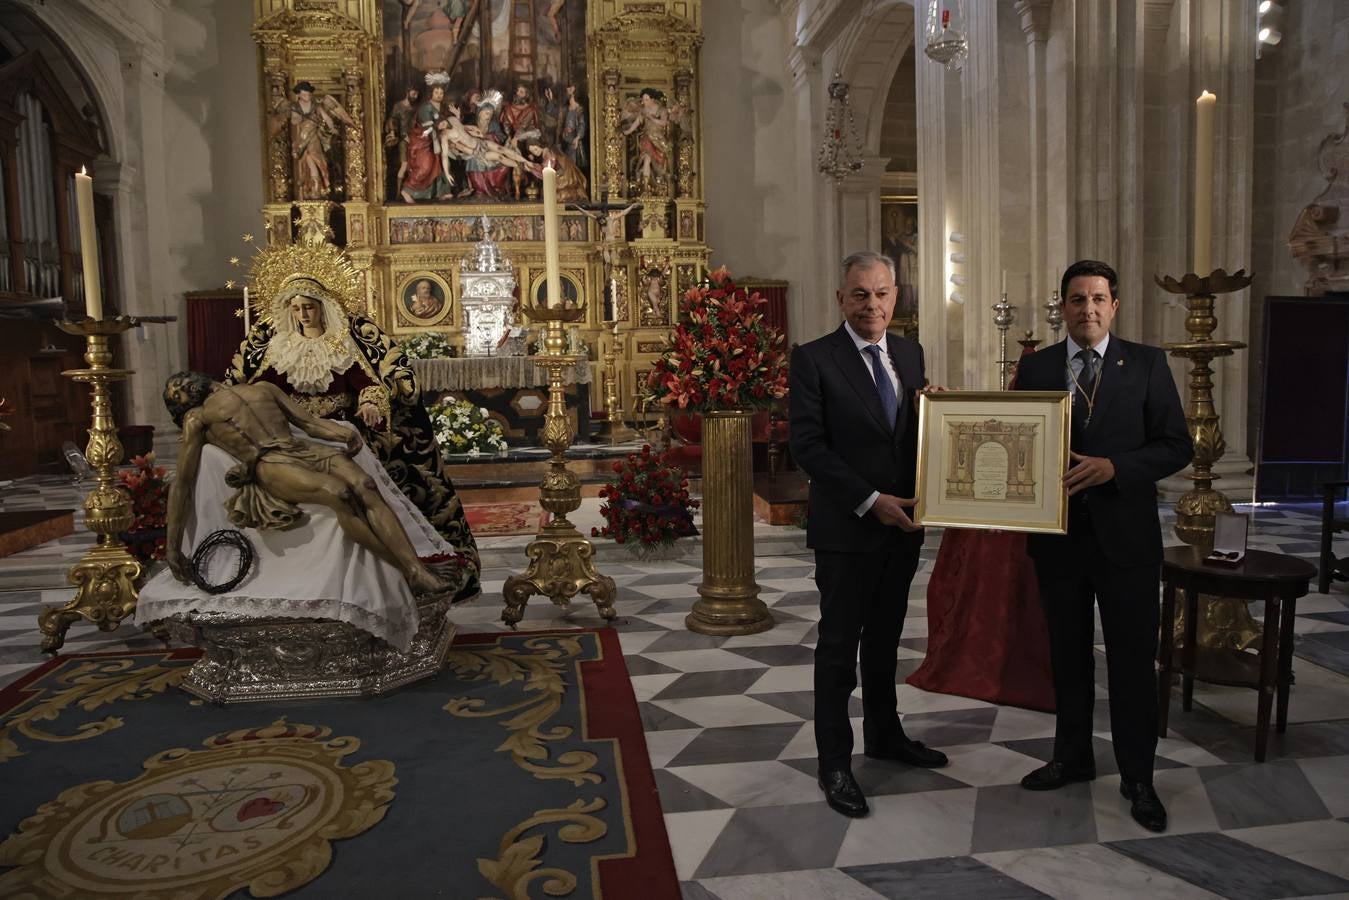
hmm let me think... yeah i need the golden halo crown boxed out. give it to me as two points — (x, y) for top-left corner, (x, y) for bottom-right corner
(242, 239), (367, 327)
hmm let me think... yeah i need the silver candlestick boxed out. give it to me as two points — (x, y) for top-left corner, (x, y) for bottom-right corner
(993, 292), (1017, 389)
(1044, 290), (1063, 343)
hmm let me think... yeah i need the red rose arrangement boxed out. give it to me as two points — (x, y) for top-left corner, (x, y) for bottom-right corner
(117, 452), (169, 563)
(590, 445), (699, 558)
(643, 266), (788, 411)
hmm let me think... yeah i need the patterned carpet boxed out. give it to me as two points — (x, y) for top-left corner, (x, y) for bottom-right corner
(0, 631), (677, 898)
(1, 482), (1347, 898)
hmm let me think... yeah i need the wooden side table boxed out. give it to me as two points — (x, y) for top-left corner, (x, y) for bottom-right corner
(1158, 546), (1316, 762)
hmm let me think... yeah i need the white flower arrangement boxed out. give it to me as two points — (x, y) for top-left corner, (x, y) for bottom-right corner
(399, 332), (456, 359)
(426, 396), (508, 456)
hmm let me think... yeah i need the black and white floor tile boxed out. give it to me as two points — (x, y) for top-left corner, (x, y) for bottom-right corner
(2, 483), (1347, 899)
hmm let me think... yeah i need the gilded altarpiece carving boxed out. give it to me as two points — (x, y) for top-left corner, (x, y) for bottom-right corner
(252, 0), (708, 416)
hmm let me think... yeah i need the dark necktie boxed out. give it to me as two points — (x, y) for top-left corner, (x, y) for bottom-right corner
(1074, 348), (1100, 426)
(863, 344), (898, 428)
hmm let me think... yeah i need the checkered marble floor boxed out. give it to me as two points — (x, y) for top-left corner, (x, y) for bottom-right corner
(2, 502), (1347, 898)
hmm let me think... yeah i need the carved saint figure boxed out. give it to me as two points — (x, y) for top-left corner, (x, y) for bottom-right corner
(622, 88), (671, 193)
(162, 372), (449, 595)
(272, 80), (356, 201)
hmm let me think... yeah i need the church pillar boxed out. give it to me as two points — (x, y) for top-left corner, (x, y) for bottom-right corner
(786, 44), (833, 341)
(914, 0), (951, 384)
(837, 154), (888, 267)
(111, 42), (178, 439)
(1016, 0), (1053, 311)
(959, 0), (1001, 389)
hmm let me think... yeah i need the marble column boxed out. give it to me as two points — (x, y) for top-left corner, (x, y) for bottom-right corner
(914, 0), (951, 385)
(786, 44), (833, 341)
(113, 41), (179, 440)
(1016, 0), (1054, 314)
(960, 0), (1000, 389)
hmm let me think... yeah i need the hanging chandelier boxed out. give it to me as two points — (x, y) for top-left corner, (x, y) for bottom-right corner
(818, 76), (864, 182)
(924, 0), (968, 70)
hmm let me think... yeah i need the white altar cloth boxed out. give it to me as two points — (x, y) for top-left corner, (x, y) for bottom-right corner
(136, 424), (452, 652)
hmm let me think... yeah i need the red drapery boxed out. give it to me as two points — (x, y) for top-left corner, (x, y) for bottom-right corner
(186, 290), (246, 378)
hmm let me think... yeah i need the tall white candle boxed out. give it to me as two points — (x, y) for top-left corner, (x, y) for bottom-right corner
(542, 162), (561, 306)
(1194, 90), (1216, 274)
(1001, 269), (1008, 296)
(74, 167), (102, 319)
(243, 286), (251, 333)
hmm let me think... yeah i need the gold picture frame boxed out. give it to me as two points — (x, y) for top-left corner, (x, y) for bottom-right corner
(915, 390), (1072, 534)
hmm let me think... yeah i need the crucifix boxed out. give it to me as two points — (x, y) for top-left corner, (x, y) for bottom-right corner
(568, 188), (641, 442)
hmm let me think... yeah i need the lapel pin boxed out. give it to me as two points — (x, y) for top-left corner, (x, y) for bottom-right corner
(1117, 359), (1124, 366)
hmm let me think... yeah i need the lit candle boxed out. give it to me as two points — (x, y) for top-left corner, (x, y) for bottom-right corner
(243, 286), (251, 334)
(542, 161), (561, 307)
(74, 167), (103, 320)
(1193, 90), (1216, 275)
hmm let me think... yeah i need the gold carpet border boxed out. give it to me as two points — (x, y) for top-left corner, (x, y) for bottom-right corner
(0, 717), (395, 898)
(0, 655), (191, 764)
(443, 631), (639, 900)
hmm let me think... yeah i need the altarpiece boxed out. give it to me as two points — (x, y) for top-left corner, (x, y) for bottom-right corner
(250, 0), (708, 416)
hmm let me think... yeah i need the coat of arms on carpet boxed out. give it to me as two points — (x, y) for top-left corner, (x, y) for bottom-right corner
(0, 718), (394, 897)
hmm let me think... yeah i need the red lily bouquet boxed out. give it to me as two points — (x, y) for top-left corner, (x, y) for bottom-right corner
(643, 266), (788, 411)
(117, 452), (169, 563)
(591, 445), (699, 558)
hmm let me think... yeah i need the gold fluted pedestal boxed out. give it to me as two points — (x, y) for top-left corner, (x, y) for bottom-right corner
(502, 304), (617, 627)
(38, 317), (142, 653)
(1157, 268), (1259, 651)
(686, 409), (774, 636)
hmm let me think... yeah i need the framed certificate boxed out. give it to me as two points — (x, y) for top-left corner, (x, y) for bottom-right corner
(914, 391), (1072, 534)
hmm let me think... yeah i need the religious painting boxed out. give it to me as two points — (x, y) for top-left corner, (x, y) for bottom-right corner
(388, 214), (586, 245)
(400, 273), (451, 323)
(382, 0), (589, 204)
(530, 271), (580, 308)
(914, 391), (1071, 534)
(882, 198), (919, 318)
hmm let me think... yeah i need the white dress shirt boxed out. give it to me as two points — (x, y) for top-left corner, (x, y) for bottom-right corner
(843, 321), (902, 518)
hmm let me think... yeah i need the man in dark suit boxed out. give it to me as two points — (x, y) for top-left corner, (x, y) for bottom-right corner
(1013, 259), (1192, 832)
(789, 251), (948, 819)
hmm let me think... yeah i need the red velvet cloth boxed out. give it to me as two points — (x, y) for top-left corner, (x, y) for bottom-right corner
(906, 528), (1056, 712)
(186, 292), (245, 379)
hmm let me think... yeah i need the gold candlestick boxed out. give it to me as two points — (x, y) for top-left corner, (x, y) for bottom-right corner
(502, 303), (617, 627)
(39, 316), (141, 652)
(1157, 268), (1259, 650)
(597, 320), (633, 444)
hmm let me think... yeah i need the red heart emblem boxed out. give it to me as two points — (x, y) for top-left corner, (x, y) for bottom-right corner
(237, 797), (284, 822)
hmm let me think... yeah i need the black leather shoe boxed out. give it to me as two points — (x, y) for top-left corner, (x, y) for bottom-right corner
(1020, 760), (1097, 791)
(864, 737), (949, 768)
(1120, 780), (1167, 833)
(818, 769), (868, 818)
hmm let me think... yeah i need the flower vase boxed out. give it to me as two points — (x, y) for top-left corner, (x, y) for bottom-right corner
(686, 409), (773, 635)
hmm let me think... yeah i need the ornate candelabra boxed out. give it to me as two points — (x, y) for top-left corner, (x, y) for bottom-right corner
(39, 316), (141, 652)
(596, 320), (633, 444)
(1157, 268), (1260, 650)
(502, 303), (616, 627)
(1044, 290), (1063, 342)
(993, 292), (1017, 389)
